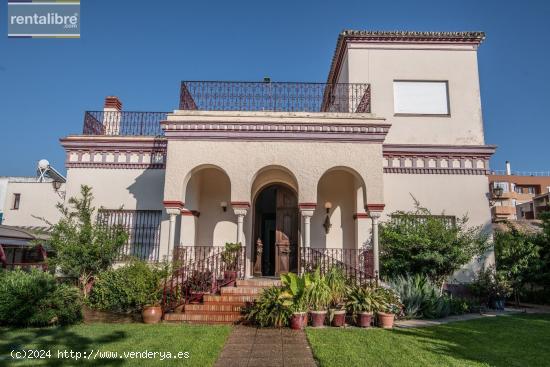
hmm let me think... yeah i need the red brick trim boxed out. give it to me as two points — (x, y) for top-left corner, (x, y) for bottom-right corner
(299, 203), (317, 210)
(181, 209), (200, 217)
(231, 201), (250, 209)
(353, 213), (369, 220)
(366, 204), (385, 212)
(163, 201), (184, 210)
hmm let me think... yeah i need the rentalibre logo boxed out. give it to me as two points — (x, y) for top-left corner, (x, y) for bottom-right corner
(8, 0), (80, 38)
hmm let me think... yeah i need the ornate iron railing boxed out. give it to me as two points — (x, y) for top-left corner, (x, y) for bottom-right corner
(82, 111), (167, 136)
(301, 247), (374, 284)
(162, 246), (246, 313)
(180, 81), (371, 113)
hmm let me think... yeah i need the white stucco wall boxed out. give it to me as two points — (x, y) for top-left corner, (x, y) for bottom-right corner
(346, 43), (485, 145)
(64, 168), (172, 260)
(383, 173), (494, 282)
(2, 181), (64, 227)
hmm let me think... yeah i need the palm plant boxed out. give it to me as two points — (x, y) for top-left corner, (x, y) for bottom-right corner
(325, 266), (347, 310)
(346, 284), (382, 315)
(306, 268), (331, 311)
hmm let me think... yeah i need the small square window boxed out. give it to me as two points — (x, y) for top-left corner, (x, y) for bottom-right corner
(12, 193), (21, 210)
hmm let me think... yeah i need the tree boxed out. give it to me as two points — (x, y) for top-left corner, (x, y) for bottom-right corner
(493, 223), (540, 305)
(379, 200), (489, 287)
(47, 185), (128, 297)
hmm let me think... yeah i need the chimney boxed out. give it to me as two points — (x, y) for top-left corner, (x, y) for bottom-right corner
(103, 96), (122, 135)
(104, 96), (122, 111)
(505, 161), (511, 175)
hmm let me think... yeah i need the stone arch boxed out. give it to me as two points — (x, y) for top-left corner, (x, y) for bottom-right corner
(183, 164), (235, 246)
(250, 165), (299, 202)
(311, 166), (367, 249)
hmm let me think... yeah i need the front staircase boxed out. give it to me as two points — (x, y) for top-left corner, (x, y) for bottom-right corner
(163, 278), (280, 324)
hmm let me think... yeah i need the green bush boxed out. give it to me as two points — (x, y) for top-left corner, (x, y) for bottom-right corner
(0, 269), (82, 327)
(389, 274), (452, 319)
(88, 260), (169, 313)
(244, 286), (291, 327)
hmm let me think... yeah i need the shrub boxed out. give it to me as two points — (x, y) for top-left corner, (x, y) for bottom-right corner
(374, 286), (403, 315)
(380, 200), (489, 286)
(346, 283), (382, 315)
(88, 260), (169, 313)
(244, 286), (291, 327)
(389, 274), (455, 319)
(469, 267), (512, 307)
(0, 269), (82, 326)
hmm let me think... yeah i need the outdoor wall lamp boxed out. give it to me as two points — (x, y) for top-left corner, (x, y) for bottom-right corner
(323, 201), (332, 234)
(220, 201), (228, 212)
(489, 186), (504, 206)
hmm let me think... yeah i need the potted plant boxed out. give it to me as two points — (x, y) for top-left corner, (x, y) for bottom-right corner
(326, 267), (348, 327)
(375, 287), (402, 329)
(142, 289), (162, 324)
(221, 242), (241, 286)
(306, 268), (331, 327)
(346, 283), (380, 328)
(280, 272), (311, 330)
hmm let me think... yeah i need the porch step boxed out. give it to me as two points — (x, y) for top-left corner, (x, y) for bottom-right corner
(203, 294), (256, 304)
(236, 278), (281, 288)
(184, 303), (244, 312)
(220, 286), (265, 295)
(164, 312), (242, 323)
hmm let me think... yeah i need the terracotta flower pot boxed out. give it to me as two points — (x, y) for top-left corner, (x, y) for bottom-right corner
(290, 312), (307, 330)
(310, 311), (327, 327)
(377, 312), (395, 329)
(142, 306), (162, 324)
(358, 312), (373, 328)
(331, 310), (346, 327)
(223, 271), (238, 287)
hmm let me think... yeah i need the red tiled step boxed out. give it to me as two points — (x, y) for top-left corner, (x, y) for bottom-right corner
(163, 312), (241, 323)
(184, 303), (244, 312)
(203, 294), (256, 304)
(236, 279), (281, 287)
(220, 286), (265, 295)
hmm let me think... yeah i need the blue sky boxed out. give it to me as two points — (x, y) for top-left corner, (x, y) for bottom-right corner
(0, 0), (549, 176)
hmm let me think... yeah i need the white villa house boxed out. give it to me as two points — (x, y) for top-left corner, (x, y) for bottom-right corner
(58, 31), (495, 288)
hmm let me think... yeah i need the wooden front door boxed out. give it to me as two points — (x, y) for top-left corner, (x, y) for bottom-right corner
(275, 186), (298, 275)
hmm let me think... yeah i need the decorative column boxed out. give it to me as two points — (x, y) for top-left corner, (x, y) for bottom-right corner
(367, 204), (385, 280)
(163, 200), (184, 262)
(299, 207), (315, 248)
(232, 202), (250, 277)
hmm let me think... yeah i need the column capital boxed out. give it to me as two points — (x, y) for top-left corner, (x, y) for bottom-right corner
(300, 208), (315, 218)
(233, 208), (249, 217)
(166, 208), (180, 216)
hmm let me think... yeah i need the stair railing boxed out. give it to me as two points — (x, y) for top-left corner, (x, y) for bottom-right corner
(162, 246), (245, 313)
(300, 247), (375, 285)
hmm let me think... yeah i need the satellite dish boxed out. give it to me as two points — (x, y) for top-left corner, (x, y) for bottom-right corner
(38, 159), (50, 170)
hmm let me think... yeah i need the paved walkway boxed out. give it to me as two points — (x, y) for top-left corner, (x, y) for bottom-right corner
(395, 306), (550, 329)
(214, 326), (317, 367)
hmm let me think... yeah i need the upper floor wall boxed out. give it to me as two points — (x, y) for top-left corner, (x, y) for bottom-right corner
(329, 31), (486, 146)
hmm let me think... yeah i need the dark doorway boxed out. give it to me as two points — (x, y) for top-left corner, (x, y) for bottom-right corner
(254, 185), (299, 276)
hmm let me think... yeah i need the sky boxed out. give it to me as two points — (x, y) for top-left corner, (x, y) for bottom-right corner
(0, 0), (549, 176)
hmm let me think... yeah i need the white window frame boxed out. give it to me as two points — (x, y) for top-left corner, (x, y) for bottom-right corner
(393, 80), (450, 116)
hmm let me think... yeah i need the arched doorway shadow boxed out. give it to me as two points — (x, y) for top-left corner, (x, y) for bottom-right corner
(253, 184), (299, 276)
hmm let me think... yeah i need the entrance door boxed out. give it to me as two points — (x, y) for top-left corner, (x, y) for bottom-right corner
(254, 185), (298, 276)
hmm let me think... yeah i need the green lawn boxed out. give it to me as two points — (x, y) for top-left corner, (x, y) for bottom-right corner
(306, 314), (550, 367)
(0, 323), (231, 366)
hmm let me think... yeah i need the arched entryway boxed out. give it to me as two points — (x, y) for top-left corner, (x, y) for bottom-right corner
(253, 184), (299, 276)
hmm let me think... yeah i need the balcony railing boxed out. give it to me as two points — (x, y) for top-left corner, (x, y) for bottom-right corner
(180, 81), (371, 113)
(83, 111), (167, 136)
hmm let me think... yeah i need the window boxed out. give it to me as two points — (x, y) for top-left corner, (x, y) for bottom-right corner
(12, 194), (21, 210)
(393, 81), (450, 115)
(493, 182), (509, 193)
(97, 209), (162, 262)
(527, 186), (537, 195)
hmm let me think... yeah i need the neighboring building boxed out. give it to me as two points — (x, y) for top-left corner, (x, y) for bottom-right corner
(517, 191), (550, 220)
(488, 161), (550, 222)
(60, 30), (496, 283)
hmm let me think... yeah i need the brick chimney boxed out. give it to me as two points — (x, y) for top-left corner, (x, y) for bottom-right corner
(104, 96), (122, 111)
(103, 96), (122, 135)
